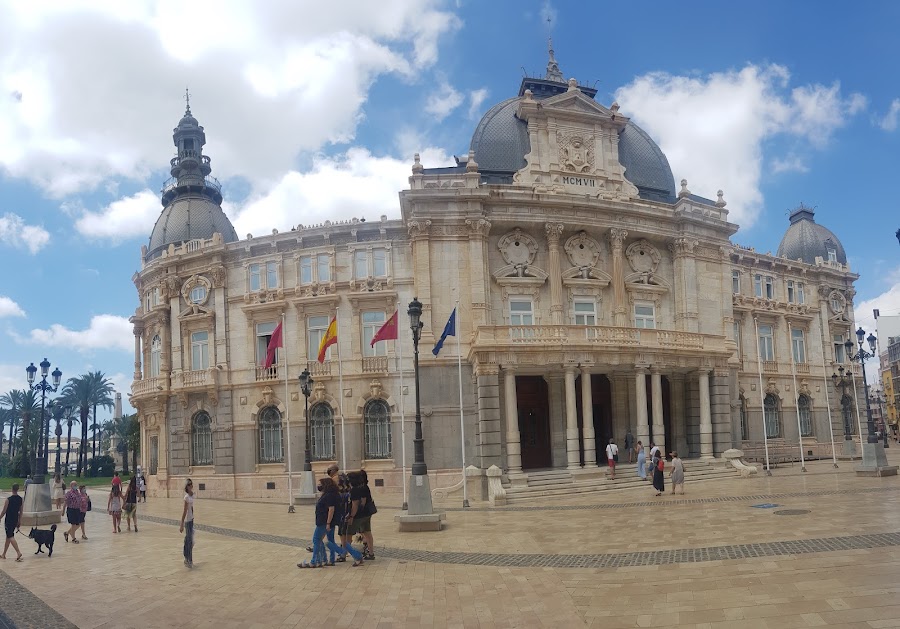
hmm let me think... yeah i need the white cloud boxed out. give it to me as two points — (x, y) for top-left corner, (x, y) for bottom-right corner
(74, 189), (160, 241)
(231, 146), (454, 236)
(425, 80), (464, 121)
(615, 64), (867, 227)
(0, 2), (461, 196)
(771, 155), (809, 174)
(468, 88), (489, 118)
(854, 271), (900, 383)
(0, 296), (25, 318)
(879, 99), (900, 131)
(0, 212), (50, 253)
(24, 314), (133, 353)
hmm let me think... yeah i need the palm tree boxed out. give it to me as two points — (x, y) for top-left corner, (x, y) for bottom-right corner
(0, 390), (24, 457)
(60, 376), (92, 477)
(112, 416), (131, 475)
(0, 406), (10, 456)
(84, 372), (114, 476)
(126, 415), (140, 473)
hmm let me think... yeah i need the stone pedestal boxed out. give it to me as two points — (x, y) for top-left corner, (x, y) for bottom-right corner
(855, 442), (898, 477)
(293, 470), (317, 505)
(840, 438), (858, 459)
(21, 483), (61, 527)
(397, 473), (444, 531)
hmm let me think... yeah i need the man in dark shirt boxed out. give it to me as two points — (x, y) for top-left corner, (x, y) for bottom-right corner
(1, 483), (24, 561)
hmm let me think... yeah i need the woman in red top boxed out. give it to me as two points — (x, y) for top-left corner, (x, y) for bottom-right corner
(652, 455), (665, 496)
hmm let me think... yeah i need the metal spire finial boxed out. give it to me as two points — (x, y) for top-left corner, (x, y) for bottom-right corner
(545, 16), (564, 82)
(184, 87), (191, 115)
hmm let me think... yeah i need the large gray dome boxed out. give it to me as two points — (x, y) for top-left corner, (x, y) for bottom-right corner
(468, 95), (677, 202)
(776, 206), (847, 265)
(147, 195), (238, 259)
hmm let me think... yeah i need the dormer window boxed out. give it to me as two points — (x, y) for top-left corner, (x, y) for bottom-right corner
(827, 247), (837, 263)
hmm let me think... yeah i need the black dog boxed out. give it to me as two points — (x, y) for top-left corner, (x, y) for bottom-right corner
(28, 524), (56, 557)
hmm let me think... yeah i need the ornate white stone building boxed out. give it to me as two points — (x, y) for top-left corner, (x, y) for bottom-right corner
(131, 53), (861, 499)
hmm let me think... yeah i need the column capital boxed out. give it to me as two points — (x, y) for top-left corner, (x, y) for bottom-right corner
(563, 365), (578, 376)
(608, 227), (628, 250)
(502, 365), (517, 375)
(545, 222), (564, 245)
(634, 365), (649, 374)
(696, 368), (711, 376)
(580, 365), (593, 375)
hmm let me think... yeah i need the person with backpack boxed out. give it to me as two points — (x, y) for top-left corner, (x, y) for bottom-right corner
(357, 470), (376, 561)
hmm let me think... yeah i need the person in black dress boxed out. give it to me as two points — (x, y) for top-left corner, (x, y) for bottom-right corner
(652, 454), (665, 496)
(1, 483), (24, 561)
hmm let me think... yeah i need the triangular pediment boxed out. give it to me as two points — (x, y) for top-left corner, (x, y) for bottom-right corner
(541, 90), (623, 122)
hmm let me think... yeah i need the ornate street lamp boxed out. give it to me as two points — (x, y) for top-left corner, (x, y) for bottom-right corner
(408, 297), (427, 477)
(296, 367), (317, 504)
(846, 327), (894, 474)
(832, 366), (855, 446)
(26, 358), (62, 484)
(48, 401), (69, 477)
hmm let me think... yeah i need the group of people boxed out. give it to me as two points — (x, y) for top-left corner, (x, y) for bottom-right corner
(610, 429), (685, 496)
(299, 464), (377, 569)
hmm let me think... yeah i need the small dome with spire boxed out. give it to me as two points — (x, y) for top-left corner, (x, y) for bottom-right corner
(776, 203), (847, 265)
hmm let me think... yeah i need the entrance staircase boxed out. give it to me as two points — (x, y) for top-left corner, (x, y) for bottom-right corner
(504, 459), (737, 504)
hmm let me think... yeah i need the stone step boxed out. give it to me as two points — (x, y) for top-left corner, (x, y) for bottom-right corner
(526, 477), (575, 487)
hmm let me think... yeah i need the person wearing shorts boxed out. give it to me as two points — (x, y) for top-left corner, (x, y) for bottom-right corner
(64, 481), (81, 543)
(605, 438), (619, 480)
(1, 483), (24, 561)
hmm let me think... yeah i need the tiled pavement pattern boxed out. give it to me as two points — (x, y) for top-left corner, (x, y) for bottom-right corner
(0, 460), (898, 628)
(0, 568), (76, 629)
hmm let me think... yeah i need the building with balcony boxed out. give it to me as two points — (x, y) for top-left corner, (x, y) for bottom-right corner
(130, 49), (860, 499)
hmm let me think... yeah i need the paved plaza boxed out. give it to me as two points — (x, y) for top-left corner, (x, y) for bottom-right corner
(1, 461), (899, 628)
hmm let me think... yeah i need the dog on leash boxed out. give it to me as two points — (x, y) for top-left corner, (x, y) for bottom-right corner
(29, 524), (57, 557)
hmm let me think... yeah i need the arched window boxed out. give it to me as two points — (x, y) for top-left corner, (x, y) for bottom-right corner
(191, 411), (213, 466)
(258, 406), (283, 463)
(739, 395), (749, 441)
(310, 403), (335, 461)
(364, 399), (391, 459)
(798, 395), (813, 437)
(764, 394), (780, 438)
(150, 335), (161, 377)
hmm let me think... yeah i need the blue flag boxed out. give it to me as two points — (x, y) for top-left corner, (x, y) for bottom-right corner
(432, 308), (456, 356)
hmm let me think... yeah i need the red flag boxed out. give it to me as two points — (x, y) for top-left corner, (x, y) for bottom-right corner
(370, 310), (398, 347)
(263, 321), (283, 369)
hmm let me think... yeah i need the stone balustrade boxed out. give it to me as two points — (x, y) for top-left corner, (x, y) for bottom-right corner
(131, 376), (166, 398)
(473, 324), (722, 353)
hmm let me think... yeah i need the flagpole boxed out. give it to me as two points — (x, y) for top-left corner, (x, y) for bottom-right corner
(397, 320), (408, 511)
(282, 313), (295, 513)
(788, 324), (807, 472)
(753, 316), (772, 475)
(336, 308), (347, 469)
(455, 301), (469, 508)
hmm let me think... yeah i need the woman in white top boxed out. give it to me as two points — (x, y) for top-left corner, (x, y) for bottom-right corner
(179, 479), (195, 568)
(605, 438), (619, 480)
(51, 473), (65, 512)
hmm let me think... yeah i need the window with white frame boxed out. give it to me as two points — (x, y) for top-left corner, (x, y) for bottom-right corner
(191, 411), (213, 466)
(299, 254), (332, 285)
(189, 285), (207, 304)
(827, 247), (837, 263)
(765, 276), (774, 299)
(758, 324), (775, 361)
(634, 302), (656, 329)
(150, 334), (161, 377)
(145, 287), (160, 311)
(732, 270), (740, 294)
(754, 274), (763, 297)
(798, 395), (813, 437)
(764, 394), (780, 438)
(307, 315), (332, 361)
(755, 274), (774, 298)
(249, 261), (279, 291)
(787, 280), (806, 305)
(833, 333), (846, 363)
(509, 299), (534, 326)
(364, 399), (391, 459)
(573, 299), (596, 326)
(787, 280), (795, 303)
(258, 406), (283, 463)
(362, 311), (387, 357)
(791, 328), (806, 364)
(310, 403), (335, 461)
(191, 331), (210, 370)
(797, 282), (805, 304)
(353, 248), (387, 279)
(256, 322), (278, 366)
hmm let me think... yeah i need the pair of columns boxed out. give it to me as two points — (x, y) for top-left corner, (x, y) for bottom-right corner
(634, 368), (713, 458)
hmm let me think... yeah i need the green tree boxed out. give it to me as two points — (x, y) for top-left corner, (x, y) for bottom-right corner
(63, 406), (79, 471)
(0, 390), (24, 457)
(126, 414), (140, 473)
(86, 372), (114, 476)
(60, 376), (93, 477)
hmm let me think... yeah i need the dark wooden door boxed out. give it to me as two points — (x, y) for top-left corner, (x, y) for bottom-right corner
(516, 376), (552, 470)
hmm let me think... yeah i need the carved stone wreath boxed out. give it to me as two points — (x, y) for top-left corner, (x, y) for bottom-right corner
(498, 228), (538, 267)
(181, 274), (212, 306)
(829, 290), (846, 315)
(625, 240), (661, 274)
(564, 231), (601, 270)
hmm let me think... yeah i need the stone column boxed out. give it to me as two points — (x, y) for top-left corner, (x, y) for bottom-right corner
(609, 228), (628, 326)
(651, 369), (665, 449)
(546, 223), (565, 325)
(635, 368), (649, 447)
(699, 369), (713, 458)
(160, 312), (172, 375)
(408, 219), (435, 343)
(503, 368), (521, 474)
(670, 238), (699, 332)
(133, 326), (143, 380)
(671, 374), (689, 456)
(564, 367), (580, 470)
(476, 367), (502, 472)
(581, 368), (596, 466)
(466, 218), (492, 328)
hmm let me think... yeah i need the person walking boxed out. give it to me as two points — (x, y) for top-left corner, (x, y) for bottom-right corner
(636, 440), (646, 479)
(358, 470), (377, 561)
(23, 475), (32, 495)
(605, 438), (619, 480)
(336, 474), (362, 564)
(139, 475), (147, 503)
(78, 484), (90, 540)
(63, 481), (81, 543)
(652, 452), (665, 496)
(0, 483), (24, 562)
(179, 479), (194, 568)
(670, 452), (685, 495)
(108, 484), (123, 533)
(52, 473), (65, 512)
(123, 477), (139, 532)
(111, 471), (121, 489)
(647, 442), (659, 480)
(624, 429), (634, 463)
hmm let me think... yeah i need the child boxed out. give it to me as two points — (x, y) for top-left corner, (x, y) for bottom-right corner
(108, 484), (123, 533)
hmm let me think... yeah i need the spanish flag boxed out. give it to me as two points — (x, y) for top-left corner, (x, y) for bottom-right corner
(317, 316), (338, 363)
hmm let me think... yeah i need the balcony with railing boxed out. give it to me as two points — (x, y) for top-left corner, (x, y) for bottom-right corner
(307, 361), (332, 377)
(794, 362), (810, 375)
(362, 356), (389, 374)
(472, 325), (726, 354)
(180, 369), (213, 388)
(255, 365), (279, 381)
(763, 360), (778, 373)
(131, 376), (167, 399)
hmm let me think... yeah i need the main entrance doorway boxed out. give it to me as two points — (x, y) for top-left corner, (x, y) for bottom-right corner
(516, 376), (551, 470)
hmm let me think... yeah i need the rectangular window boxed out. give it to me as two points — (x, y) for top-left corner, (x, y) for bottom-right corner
(256, 322), (277, 366)
(758, 324), (775, 361)
(787, 280), (795, 303)
(354, 251), (368, 279)
(834, 334), (846, 364)
(373, 249), (386, 277)
(573, 299), (596, 326)
(308, 316), (331, 361)
(791, 328), (806, 363)
(149, 436), (159, 475)
(249, 264), (262, 292)
(362, 311), (386, 357)
(732, 270), (740, 294)
(734, 321), (741, 358)
(754, 274), (762, 298)
(509, 300), (534, 326)
(827, 248), (837, 263)
(191, 331), (209, 370)
(299, 256), (313, 284)
(765, 276), (774, 299)
(266, 261), (278, 289)
(317, 254), (331, 282)
(634, 303), (656, 329)
(797, 282), (805, 304)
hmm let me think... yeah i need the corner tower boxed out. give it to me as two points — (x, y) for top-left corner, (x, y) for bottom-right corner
(147, 93), (238, 260)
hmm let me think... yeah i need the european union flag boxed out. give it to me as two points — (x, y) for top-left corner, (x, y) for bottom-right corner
(432, 308), (456, 356)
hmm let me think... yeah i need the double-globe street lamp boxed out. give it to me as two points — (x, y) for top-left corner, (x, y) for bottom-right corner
(48, 400), (70, 477)
(845, 327), (894, 473)
(831, 366), (856, 448)
(297, 367), (316, 504)
(26, 358), (62, 484)
(408, 298), (427, 477)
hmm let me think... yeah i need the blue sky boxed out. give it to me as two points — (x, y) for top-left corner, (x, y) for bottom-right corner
(1, 1), (899, 436)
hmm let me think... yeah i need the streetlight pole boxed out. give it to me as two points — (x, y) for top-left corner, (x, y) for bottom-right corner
(296, 368), (316, 504)
(846, 328), (896, 476)
(404, 297), (436, 518)
(832, 366), (856, 457)
(26, 358), (62, 484)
